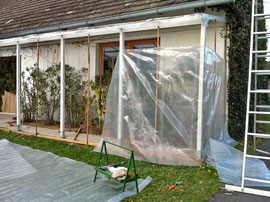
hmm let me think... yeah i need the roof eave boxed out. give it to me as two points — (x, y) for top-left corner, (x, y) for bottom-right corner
(0, 0), (234, 39)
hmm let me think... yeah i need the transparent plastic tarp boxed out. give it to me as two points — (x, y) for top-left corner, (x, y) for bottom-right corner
(208, 138), (270, 187)
(0, 139), (151, 201)
(96, 46), (235, 166)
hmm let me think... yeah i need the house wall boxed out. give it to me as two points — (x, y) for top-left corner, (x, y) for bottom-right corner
(0, 24), (226, 75)
(0, 11), (228, 122)
(0, 9), (227, 78)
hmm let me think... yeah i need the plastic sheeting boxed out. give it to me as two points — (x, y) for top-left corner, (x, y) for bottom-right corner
(96, 47), (236, 166)
(208, 138), (270, 187)
(0, 139), (151, 201)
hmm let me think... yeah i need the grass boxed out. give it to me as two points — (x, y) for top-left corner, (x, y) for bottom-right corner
(235, 115), (270, 154)
(0, 130), (220, 201)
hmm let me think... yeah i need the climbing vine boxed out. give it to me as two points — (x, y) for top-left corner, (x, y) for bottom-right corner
(219, 0), (267, 139)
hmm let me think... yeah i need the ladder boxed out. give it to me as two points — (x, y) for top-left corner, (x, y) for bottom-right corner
(226, 0), (270, 197)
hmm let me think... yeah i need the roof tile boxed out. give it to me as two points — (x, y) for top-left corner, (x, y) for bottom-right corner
(0, 0), (196, 35)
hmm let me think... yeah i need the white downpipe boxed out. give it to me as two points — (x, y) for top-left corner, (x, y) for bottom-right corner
(60, 37), (65, 138)
(117, 29), (125, 144)
(196, 22), (207, 159)
(16, 43), (21, 131)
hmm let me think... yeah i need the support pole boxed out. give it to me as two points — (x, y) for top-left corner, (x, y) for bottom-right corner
(154, 26), (160, 146)
(254, 1), (258, 153)
(214, 20), (217, 52)
(241, 0), (256, 190)
(35, 39), (39, 136)
(60, 37), (65, 138)
(86, 34), (91, 145)
(16, 43), (21, 131)
(117, 29), (125, 144)
(196, 22), (207, 159)
(224, 25), (228, 126)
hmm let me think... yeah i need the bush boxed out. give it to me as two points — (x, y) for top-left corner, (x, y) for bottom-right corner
(21, 64), (91, 128)
(65, 65), (88, 128)
(21, 66), (37, 121)
(224, 0), (267, 139)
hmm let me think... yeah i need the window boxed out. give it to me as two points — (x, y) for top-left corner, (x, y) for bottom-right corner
(98, 38), (158, 77)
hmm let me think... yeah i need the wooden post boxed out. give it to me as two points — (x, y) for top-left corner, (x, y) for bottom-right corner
(35, 39), (39, 136)
(74, 128), (81, 140)
(86, 35), (91, 145)
(154, 26), (160, 146)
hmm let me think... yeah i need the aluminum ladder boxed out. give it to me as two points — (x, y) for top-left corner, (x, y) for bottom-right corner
(225, 0), (270, 197)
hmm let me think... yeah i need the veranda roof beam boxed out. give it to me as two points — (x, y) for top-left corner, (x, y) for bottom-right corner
(0, 14), (225, 47)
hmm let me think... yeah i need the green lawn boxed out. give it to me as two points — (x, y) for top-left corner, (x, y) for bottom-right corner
(235, 115), (270, 154)
(0, 130), (220, 201)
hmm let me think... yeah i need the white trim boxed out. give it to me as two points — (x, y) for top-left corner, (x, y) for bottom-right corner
(225, 185), (270, 197)
(0, 14), (225, 47)
(196, 22), (207, 159)
(117, 30), (125, 144)
(0, 112), (16, 115)
(241, 0), (256, 190)
(60, 37), (65, 138)
(16, 43), (21, 131)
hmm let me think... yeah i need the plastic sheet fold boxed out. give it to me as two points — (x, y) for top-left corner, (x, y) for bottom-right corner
(96, 47), (235, 166)
(0, 139), (151, 201)
(208, 139), (270, 187)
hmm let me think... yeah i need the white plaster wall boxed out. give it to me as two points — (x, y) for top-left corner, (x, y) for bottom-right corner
(161, 25), (225, 58)
(0, 42), (96, 82)
(0, 25), (225, 80)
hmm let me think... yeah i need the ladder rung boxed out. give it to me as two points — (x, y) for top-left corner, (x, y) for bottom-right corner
(256, 105), (270, 108)
(254, 13), (270, 17)
(250, 90), (270, 93)
(256, 54), (270, 57)
(253, 50), (270, 54)
(246, 154), (270, 160)
(257, 16), (270, 20)
(248, 133), (270, 138)
(257, 35), (270, 39)
(251, 70), (270, 74)
(253, 31), (270, 35)
(256, 120), (270, 124)
(256, 149), (270, 155)
(244, 177), (270, 184)
(249, 111), (270, 115)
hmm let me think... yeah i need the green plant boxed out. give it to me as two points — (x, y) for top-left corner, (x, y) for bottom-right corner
(0, 56), (16, 111)
(21, 66), (37, 121)
(65, 65), (88, 128)
(208, 0), (267, 140)
(39, 64), (61, 124)
(21, 64), (89, 127)
(225, 0), (267, 139)
(0, 56), (16, 95)
(92, 71), (110, 128)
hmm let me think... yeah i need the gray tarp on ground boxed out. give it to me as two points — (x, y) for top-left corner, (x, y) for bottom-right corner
(208, 138), (270, 187)
(0, 139), (151, 201)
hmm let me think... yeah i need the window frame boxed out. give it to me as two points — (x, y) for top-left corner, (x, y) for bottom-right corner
(98, 38), (158, 76)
